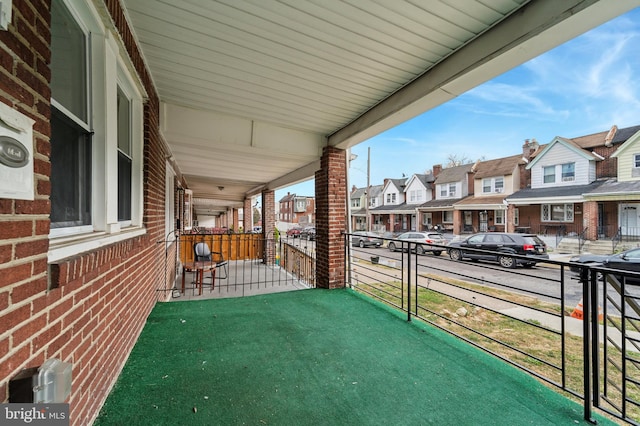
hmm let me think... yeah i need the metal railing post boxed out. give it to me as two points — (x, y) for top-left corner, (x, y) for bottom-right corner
(407, 241), (411, 322)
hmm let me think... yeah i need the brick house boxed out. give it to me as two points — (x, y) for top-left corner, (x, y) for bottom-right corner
(0, 2), (630, 425)
(278, 192), (315, 227)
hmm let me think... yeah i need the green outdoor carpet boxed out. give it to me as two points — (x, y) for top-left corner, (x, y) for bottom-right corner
(95, 289), (615, 425)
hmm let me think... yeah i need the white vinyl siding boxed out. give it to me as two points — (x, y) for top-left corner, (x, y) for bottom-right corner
(530, 143), (594, 188)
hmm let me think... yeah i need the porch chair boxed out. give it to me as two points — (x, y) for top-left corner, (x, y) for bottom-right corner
(194, 241), (228, 281)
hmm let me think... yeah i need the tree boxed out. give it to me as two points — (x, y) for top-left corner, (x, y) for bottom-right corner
(445, 154), (485, 168)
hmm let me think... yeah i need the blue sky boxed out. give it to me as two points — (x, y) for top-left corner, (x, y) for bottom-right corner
(276, 6), (640, 200)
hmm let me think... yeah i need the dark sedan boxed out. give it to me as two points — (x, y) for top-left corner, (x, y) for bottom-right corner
(570, 248), (640, 277)
(447, 232), (549, 268)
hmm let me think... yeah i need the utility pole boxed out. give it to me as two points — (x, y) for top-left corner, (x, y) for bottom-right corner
(366, 147), (370, 232)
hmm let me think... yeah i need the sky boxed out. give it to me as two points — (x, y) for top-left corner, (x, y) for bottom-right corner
(275, 6), (640, 201)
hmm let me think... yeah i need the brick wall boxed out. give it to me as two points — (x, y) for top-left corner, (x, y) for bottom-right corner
(0, 1), (171, 425)
(315, 146), (346, 289)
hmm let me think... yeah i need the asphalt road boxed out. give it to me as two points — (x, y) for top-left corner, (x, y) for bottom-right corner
(347, 244), (596, 311)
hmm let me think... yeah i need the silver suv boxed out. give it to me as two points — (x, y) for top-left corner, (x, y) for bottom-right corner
(388, 232), (447, 256)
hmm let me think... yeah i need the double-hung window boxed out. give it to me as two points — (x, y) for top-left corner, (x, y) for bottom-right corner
(561, 163), (575, 182)
(543, 166), (555, 184)
(49, 0), (145, 260)
(117, 86), (132, 223)
(50, 0), (92, 230)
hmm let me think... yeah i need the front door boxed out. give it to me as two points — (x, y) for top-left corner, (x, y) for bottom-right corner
(620, 203), (640, 237)
(479, 211), (488, 232)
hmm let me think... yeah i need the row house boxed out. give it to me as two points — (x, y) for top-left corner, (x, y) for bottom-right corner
(418, 163), (475, 232)
(350, 124), (640, 245)
(507, 125), (640, 244)
(278, 192), (315, 227)
(453, 154), (526, 234)
(350, 184), (383, 231)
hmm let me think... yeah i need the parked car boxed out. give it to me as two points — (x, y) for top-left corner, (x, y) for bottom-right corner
(388, 232), (447, 256)
(446, 233), (548, 268)
(351, 231), (383, 248)
(300, 226), (316, 240)
(569, 248), (640, 279)
(286, 227), (302, 238)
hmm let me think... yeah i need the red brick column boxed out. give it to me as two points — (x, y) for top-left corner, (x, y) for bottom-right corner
(315, 146), (346, 289)
(262, 190), (275, 264)
(232, 208), (239, 232)
(453, 210), (462, 235)
(507, 204), (516, 233)
(582, 201), (598, 241)
(243, 198), (252, 232)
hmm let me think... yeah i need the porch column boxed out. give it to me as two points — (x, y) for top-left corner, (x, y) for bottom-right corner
(232, 208), (239, 232)
(389, 214), (395, 231)
(453, 210), (462, 235)
(262, 190), (276, 264)
(243, 198), (252, 232)
(315, 146), (346, 289)
(507, 204), (516, 233)
(583, 201), (598, 241)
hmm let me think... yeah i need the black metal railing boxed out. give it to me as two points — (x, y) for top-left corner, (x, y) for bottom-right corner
(164, 232), (315, 298)
(345, 231), (640, 425)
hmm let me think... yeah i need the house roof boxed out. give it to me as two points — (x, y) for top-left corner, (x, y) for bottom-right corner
(370, 203), (416, 213)
(406, 173), (435, 189)
(279, 193), (296, 202)
(583, 179), (640, 197)
(506, 180), (608, 201)
(611, 128), (640, 158)
(526, 137), (600, 169)
(384, 178), (408, 192)
(473, 154), (523, 179)
(434, 163), (474, 184)
(369, 185), (384, 198)
(418, 197), (466, 210)
(351, 187), (366, 198)
(454, 195), (507, 208)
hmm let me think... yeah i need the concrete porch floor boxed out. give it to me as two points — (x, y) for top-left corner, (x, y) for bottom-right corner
(170, 260), (311, 301)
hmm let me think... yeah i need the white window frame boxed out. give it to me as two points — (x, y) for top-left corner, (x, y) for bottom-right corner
(443, 211), (453, 223)
(543, 165), (556, 184)
(561, 162), (575, 182)
(514, 208), (519, 226)
(448, 183), (456, 197)
(48, 0), (146, 262)
(482, 177), (504, 194)
(634, 154), (640, 168)
(541, 203), (574, 222)
(494, 210), (505, 225)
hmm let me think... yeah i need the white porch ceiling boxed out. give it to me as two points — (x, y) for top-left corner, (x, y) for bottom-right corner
(122, 0), (639, 217)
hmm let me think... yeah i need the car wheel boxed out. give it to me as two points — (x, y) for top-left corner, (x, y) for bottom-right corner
(359, 240), (365, 248)
(416, 245), (425, 255)
(388, 242), (396, 252)
(499, 255), (517, 269)
(449, 249), (462, 261)
(432, 251), (442, 256)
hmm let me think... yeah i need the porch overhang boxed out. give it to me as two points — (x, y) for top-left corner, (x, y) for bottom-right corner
(123, 0), (640, 215)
